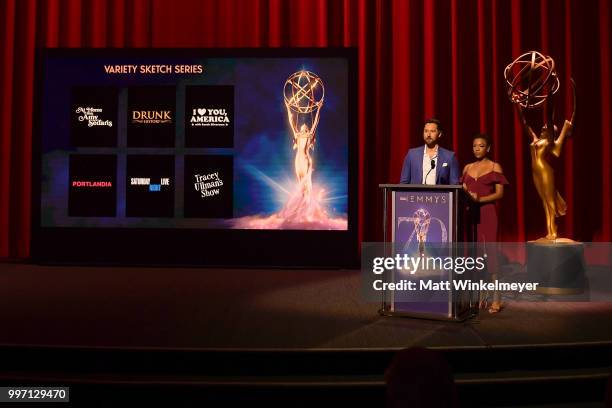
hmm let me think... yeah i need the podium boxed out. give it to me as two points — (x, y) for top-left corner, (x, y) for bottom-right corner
(379, 184), (476, 321)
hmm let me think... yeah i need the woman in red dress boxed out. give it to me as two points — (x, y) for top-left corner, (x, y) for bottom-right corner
(461, 134), (508, 313)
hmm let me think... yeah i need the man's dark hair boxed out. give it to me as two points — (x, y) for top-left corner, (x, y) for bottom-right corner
(424, 118), (443, 133)
(472, 133), (492, 147)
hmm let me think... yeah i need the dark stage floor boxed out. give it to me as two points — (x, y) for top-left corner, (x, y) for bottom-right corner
(2, 263), (612, 350)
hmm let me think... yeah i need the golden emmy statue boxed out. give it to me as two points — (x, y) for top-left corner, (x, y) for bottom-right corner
(281, 70), (325, 221)
(504, 51), (576, 242)
(283, 71), (324, 197)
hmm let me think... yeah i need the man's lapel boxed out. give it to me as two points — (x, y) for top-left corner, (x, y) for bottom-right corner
(435, 148), (444, 184)
(415, 145), (425, 183)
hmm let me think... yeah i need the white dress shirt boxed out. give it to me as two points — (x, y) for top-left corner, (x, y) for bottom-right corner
(422, 145), (439, 185)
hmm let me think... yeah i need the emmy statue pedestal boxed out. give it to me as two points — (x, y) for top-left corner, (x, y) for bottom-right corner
(526, 241), (586, 295)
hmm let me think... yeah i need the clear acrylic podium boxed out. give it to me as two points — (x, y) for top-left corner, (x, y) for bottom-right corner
(378, 184), (476, 321)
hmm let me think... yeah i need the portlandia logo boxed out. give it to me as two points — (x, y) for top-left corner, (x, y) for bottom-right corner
(75, 106), (113, 127)
(131, 110), (173, 124)
(71, 179), (113, 188)
(190, 108), (229, 127)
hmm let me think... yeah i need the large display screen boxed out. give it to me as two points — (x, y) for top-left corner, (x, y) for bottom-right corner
(32, 49), (357, 267)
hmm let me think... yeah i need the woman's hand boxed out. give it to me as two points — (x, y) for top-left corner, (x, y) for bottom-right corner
(463, 184), (479, 202)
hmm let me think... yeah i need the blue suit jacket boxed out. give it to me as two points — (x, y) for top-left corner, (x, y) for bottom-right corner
(400, 145), (460, 185)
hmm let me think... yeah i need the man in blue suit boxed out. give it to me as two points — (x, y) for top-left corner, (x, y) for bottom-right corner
(400, 118), (460, 185)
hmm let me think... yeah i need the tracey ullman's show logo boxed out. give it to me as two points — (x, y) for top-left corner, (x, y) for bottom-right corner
(193, 172), (224, 198)
(75, 107), (113, 127)
(190, 108), (230, 127)
(131, 110), (173, 124)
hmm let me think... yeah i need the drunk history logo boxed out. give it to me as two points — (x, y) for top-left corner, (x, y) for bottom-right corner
(128, 86), (176, 147)
(131, 110), (172, 124)
(185, 86), (234, 148)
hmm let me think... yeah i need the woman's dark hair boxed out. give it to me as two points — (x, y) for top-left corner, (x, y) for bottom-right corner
(472, 133), (491, 147)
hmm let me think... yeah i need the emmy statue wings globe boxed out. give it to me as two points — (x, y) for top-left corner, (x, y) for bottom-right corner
(504, 51), (560, 108)
(283, 71), (325, 135)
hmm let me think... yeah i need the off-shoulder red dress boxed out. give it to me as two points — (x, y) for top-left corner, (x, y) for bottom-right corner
(461, 168), (509, 275)
(461, 170), (509, 244)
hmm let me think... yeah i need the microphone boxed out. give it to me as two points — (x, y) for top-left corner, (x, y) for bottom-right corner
(424, 158), (436, 183)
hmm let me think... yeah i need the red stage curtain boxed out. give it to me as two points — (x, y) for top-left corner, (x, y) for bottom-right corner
(1, 0), (611, 259)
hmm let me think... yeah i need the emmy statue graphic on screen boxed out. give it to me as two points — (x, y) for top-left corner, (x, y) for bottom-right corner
(280, 70), (326, 222)
(504, 51), (576, 242)
(232, 69), (346, 230)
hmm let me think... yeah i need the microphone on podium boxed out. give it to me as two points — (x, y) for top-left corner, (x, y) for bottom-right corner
(424, 158), (436, 183)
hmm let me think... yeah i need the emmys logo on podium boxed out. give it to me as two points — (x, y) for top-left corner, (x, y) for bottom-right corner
(399, 194), (448, 204)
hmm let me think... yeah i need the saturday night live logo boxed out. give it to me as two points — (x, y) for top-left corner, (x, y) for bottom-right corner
(130, 177), (171, 191)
